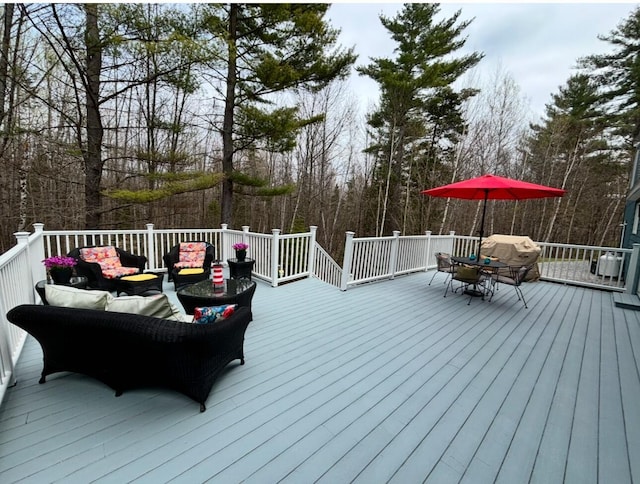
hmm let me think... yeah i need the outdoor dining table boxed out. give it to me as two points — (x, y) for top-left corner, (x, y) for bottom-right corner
(451, 256), (508, 298)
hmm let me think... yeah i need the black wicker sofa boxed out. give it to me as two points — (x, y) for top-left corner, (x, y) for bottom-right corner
(6, 304), (252, 412)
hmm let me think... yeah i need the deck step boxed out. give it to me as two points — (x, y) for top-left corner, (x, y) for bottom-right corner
(613, 292), (640, 310)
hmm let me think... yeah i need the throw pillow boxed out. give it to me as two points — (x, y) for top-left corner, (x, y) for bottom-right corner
(105, 293), (190, 322)
(456, 266), (479, 281)
(194, 304), (237, 324)
(45, 284), (113, 310)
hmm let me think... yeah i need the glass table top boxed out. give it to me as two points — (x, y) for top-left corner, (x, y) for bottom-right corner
(177, 278), (256, 298)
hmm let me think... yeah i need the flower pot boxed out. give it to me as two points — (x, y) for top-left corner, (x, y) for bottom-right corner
(235, 249), (247, 262)
(50, 267), (73, 284)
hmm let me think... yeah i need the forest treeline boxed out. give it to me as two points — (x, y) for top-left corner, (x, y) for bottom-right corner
(0, 3), (639, 259)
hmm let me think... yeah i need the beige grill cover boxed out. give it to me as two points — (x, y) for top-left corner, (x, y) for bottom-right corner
(480, 234), (541, 281)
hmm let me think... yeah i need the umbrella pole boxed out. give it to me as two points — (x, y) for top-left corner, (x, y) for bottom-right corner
(478, 190), (488, 256)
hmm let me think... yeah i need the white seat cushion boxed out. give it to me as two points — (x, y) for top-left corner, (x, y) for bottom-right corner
(45, 284), (113, 310)
(105, 294), (191, 322)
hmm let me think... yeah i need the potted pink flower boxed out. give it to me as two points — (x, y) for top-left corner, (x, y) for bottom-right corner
(232, 243), (249, 261)
(42, 255), (77, 284)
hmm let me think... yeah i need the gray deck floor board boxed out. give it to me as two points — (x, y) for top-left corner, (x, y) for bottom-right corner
(599, 290), (632, 484)
(620, 308), (640, 484)
(528, 287), (590, 484)
(457, 284), (573, 484)
(1, 273), (639, 483)
(564, 288), (601, 484)
(494, 286), (583, 484)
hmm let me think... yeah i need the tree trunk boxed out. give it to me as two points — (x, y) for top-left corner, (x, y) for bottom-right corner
(221, 4), (237, 226)
(0, 3), (13, 130)
(84, 3), (103, 229)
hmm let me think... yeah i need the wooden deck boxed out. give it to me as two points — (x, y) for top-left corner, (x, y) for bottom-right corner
(1, 272), (639, 483)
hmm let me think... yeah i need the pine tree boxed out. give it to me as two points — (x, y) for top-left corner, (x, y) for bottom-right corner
(358, 3), (482, 235)
(580, 6), (640, 141)
(525, 74), (626, 245)
(199, 3), (356, 226)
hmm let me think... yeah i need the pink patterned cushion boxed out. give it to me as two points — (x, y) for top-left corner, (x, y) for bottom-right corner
(80, 246), (118, 263)
(100, 267), (139, 279)
(174, 242), (206, 269)
(80, 246), (140, 279)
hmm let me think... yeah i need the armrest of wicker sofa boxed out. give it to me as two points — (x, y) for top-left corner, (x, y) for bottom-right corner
(6, 304), (252, 412)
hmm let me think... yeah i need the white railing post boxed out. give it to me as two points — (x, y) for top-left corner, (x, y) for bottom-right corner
(220, 224), (228, 262)
(241, 225), (250, 266)
(271, 229), (280, 287)
(308, 226), (317, 278)
(25, 225), (44, 285)
(390, 230), (400, 280)
(449, 231), (456, 255)
(424, 230), (432, 271)
(0, 306), (15, 388)
(32, 222), (45, 275)
(625, 243), (640, 295)
(146, 223), (155, 270)
(341, 231), (355, 291)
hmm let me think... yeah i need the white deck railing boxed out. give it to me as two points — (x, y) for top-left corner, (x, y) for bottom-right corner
(0, 234), (33, 406)
(340, 232), (635, 292)
(1, 223), (639, 409)
(451, 235), (633, 291)
(339, 230), (455, 290)
(40, 224), (317, 286)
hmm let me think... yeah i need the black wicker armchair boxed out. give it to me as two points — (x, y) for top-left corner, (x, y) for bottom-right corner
(6, 304), (253, 412)
(163, 242), (215, 289)
(68, 246), (147, 291)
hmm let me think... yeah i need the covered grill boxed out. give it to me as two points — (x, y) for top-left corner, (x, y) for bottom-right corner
(480, 234), (541, 281)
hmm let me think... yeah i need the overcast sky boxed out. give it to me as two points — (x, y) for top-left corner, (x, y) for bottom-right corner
(326, 2), (639, 121)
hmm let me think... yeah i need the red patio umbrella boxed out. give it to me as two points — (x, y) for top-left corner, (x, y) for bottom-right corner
(422, 174), (566, 253)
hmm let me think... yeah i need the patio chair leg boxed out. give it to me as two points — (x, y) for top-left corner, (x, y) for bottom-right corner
(429, 270), (438, 285)
(430, 272), (452, 286)
(443, 278), (457, 297)
(488, 280), (497, 302)
(515, 287), (528, 309)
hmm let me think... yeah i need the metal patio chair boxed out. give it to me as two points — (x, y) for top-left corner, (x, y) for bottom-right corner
(489, 264), (534, 308)
(429, 252), (457, 286)
(445, 264), (489, 305)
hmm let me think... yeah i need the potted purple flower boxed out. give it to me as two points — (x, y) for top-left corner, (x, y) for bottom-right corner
(42, 255), (77, 284)
(232, 242), (249, 262)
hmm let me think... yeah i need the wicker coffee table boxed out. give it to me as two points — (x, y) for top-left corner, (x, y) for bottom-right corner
(177, 278), (256, 315)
